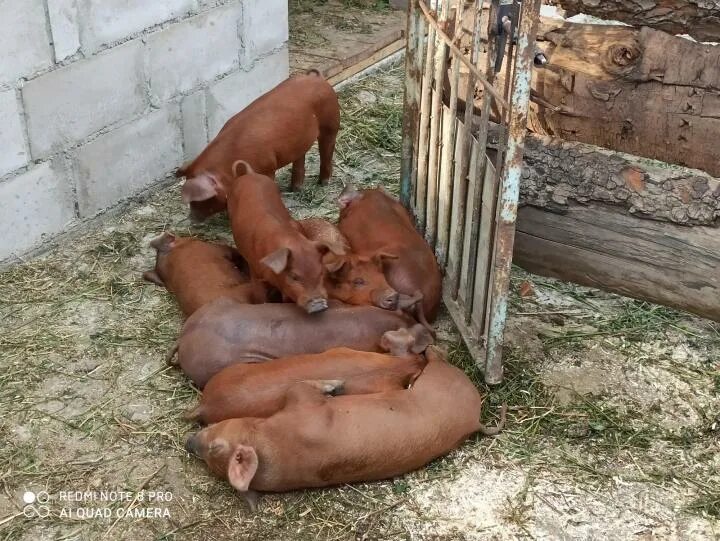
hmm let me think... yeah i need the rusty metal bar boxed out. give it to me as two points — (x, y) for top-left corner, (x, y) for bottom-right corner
(424, 0), (451, 248)
(400, 0), (423, 209)
(417, 0), (509, 111)
(484, 0), (542, 384)
(463, 0), (500, 323)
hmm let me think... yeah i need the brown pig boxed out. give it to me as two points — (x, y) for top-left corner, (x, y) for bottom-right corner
(297, 218), (400, 310)
(179, 70), (340, 221)
(338, 186), (442, 321)
(142, 233), (267, 317)
(176, 297), (432, 388)
(219, 161), (343, 314)
(184, 346), (505, 508)
(186, 328), (429, 424)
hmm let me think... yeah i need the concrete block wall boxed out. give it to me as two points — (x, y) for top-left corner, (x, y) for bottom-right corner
(0, 0), (289, 261)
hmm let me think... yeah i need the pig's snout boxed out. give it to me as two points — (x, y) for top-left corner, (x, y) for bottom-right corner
(374, 289), (399, 311)
(185, 433), (202, 456)
(305, 297), (328, 314)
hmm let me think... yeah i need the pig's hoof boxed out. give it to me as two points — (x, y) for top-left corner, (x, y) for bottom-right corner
(322, 380), (345, 396)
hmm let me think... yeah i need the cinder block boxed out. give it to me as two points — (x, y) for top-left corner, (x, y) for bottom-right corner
(47, 0), (81, 61)
(0, 161), (75, 260)
(81, 0), (197, 53)
(181, 90), (208, 161)
(23, 41), (146, 158)
(239, 0), (289, 67)
(0, 89), (29, 177)
(74, 105), (183, 217)
(207, 46), (289, 138)
(0, 0), (53, 85)
(147, 4), (241, 104)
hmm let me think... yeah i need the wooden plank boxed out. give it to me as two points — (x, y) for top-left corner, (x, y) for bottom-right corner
(514, 203), (720, 322)
(326, 37), (407, 85)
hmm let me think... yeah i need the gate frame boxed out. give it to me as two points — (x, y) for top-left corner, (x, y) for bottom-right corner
(400, 0), (542, 384)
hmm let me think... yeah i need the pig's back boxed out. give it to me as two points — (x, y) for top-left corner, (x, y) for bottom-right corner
(177, 299), (410, 387)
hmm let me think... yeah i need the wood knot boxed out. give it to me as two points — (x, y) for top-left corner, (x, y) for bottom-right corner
(604, 40), (641, 76)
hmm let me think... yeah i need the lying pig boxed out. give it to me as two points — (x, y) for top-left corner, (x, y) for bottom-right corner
(176, 297), (432, 388)
(297, 218), (399, 310)
(186, 327), (428, 424)
(185, 346), (505, 509)
(338, 185), (442, 322)
(142, 233), (267, 317)
(222, 161), (343, 314)
(179, 70), (340, 221)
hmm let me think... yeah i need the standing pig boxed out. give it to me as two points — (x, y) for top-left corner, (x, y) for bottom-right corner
(184, 346), (505, 509)
(186, 327), (429, 424)
(338, 186), (442, 321)
(176, 297), (432, 388)
(221, 161), (342, 314)
(179, 70), (340, 221)
(142, 233), (267, 317)
(297, 218), (399, 310)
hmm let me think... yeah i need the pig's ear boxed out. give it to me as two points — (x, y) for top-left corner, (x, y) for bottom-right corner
(314, 240), (345, 257)
(371, 251), (399, 266)
(338, 184), (361, 209)
(227, 444), (259, 493)
(323, 252), (346, 274)
(149, 232), (177, 253)
(142, 270), (165, 287)
(260, 247), (290, 275)
(379, 328), (412, 355)
(182, 173), (220, 203)
(409, 323), (434, 354)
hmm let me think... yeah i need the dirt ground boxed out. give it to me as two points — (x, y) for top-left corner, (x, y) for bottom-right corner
(1, 59), (718, 541)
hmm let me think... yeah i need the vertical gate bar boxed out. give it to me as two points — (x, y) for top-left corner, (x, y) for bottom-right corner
(471, 158), (498, 331)
(401, 0), (422, 210)
(448, 2), (482, 300)
(436, 3), (464, 268)
(424, 0), (450, 248)
(414, 9), (436, 233)
(412, 6), (428, 210)
(463, 0), (500, 323)
(484, 0), (542, 384)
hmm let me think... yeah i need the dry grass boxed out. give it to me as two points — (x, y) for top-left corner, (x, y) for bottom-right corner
(0, 43), (719, 541)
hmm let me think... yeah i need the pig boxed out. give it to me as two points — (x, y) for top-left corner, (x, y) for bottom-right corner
(142, 233), (268, 318)
(179, 70), (340, 221)
(297, 218), (399, 310)
(176, 297), (433, 388)
(338, 185), (442, 322)
(185, 346), (506, 509)
(220, 161), (343, 314)
(186, 327), (429, 424)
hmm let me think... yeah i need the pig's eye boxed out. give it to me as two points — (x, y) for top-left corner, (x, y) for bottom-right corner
(288, 272), (300, 282)
(353, 278), (366, 288)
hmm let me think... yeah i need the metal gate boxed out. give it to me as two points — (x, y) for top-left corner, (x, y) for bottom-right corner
(400, 0), (541, 383)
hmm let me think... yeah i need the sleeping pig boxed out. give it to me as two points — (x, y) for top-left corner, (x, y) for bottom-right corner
(184, 346), (505, 510)
(185, 326), (430, 424)
(176, 297), (432, 388)
(142, 233), (267, 317)
(297, 218), (399, 310)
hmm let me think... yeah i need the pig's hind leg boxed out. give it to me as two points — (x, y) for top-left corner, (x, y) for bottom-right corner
(318, 128), (337, 185)
(290, 156), (306, 191)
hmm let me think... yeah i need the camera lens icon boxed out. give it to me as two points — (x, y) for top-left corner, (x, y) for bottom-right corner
(22, 491), (50, 518)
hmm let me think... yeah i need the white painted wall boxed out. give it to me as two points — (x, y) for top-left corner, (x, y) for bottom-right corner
(0, 0), (289, 261)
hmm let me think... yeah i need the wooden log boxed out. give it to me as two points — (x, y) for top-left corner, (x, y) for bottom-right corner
(444, 13), (720, 177)
(549, 0), (720, 44)
(531, 22), (720, 177)
(515, 135), (720, 322)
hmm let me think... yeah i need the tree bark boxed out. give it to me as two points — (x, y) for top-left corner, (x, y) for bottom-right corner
(550, 0), (720, 43)
(515, 135), (720, 322)
(531, 22), (720, 177)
